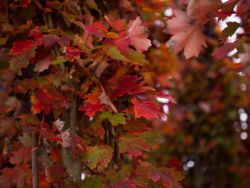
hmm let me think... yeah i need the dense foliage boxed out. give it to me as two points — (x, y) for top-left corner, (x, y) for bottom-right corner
(0, 0), (249, 188)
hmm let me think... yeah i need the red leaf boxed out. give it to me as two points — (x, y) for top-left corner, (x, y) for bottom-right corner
(29, 26), (43, 45)
(40, 34), (60, 47)
(65, 47), (81, 60)
(127, 17), (152, 52)
(49, 137), (63, 142)
(212, 42), (236, 59)
(149, 171), (161, 182)
(79, 102), (103, 117)
(105, 15), (126, 31)
(132, 98), (160, 120)
(111, 75), (144, 98)
(10, 40), (34, 56)
(10, 148), (31, 165)
(85, 22), (107, 37)
(112, 180), (137, 188)
(31, 88), (64, 115)
(114, 33), (130, 52)
(21, 0), (31, 7)
(155, 91), (176, 104)
(215, 11), (235, 20)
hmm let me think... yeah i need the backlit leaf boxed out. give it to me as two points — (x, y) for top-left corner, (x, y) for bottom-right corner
(127, 17), (152, 52)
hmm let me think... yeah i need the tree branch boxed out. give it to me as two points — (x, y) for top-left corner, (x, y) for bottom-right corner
(32, 132), (39, 188)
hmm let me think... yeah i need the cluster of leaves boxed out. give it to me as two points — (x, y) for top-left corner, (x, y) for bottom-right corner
(1, 0), (250, 187)
(0, 0), (181, 187)
(140, 0), (250, 187)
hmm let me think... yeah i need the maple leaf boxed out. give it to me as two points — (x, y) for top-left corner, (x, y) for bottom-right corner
(107, 46), (130, 61)
(82, 89), (102, 104)
(119, 134), (150, 157)
(105, 15), (126, 31)
(65, 46), (81, 60)
(29, 26), (43, 45)
(31, 88), (56, 115)
(240, 44), (250, 64)
(54, 119), (65, 132)
(100, 111), (126, 126)
(127, 17), (152, 52)
(112, 180), (137, 188)
(114, 33), (130, 52)
(85, 22), (108, 37)
(111, 75), (144, 98)
(186, 0), (220, 22)
(79, 102), (103, 117)
(215, 10), (235, 20)
(212, 42), (236, 59)
(84, 145), (113, 169)
(61, 129), (71, 147)
(167, 10), (207, 58)
(40, 34), (60, 47)
(131, 98), (160, 120)
(82, 176), (103, 188)
(10, 148), (31, 165)
(155, 91), (176, 104)
(10, 40), (34, 56)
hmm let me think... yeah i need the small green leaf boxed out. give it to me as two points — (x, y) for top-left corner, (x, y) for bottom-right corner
(100, 111), (111, 119)
(101, 111), (126, 126)
(221, 22), (240, 40)
(127, 49), (149, 65)
(19, 133), (32, 147)
(81, 176), (103, 188)
(52, 56), (68, 65)
(110, 113), (126, 126)
(107, 46), (129, 62)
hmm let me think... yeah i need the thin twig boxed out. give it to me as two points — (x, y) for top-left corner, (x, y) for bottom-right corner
(32, 131), (39, 188)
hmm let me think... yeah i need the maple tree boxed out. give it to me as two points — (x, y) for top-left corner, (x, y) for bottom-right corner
(0, 0), (250, 188)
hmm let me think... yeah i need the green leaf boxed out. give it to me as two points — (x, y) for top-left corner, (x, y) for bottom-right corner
(101, 111), (126, 126)
(111, 113), (126, 126)
(100, 111), (111, 119)
(19, 133), (32, 147)
(119, 134), (150, 157)
(141, 131), (161, 149)
(81, 176), (103, 188)
(127, 49), (149, 65)
(221, 22), (240, 40)
(107, 46), (129, 62)
(84, 145), (113, 170)
(52, 56), (68, 65)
